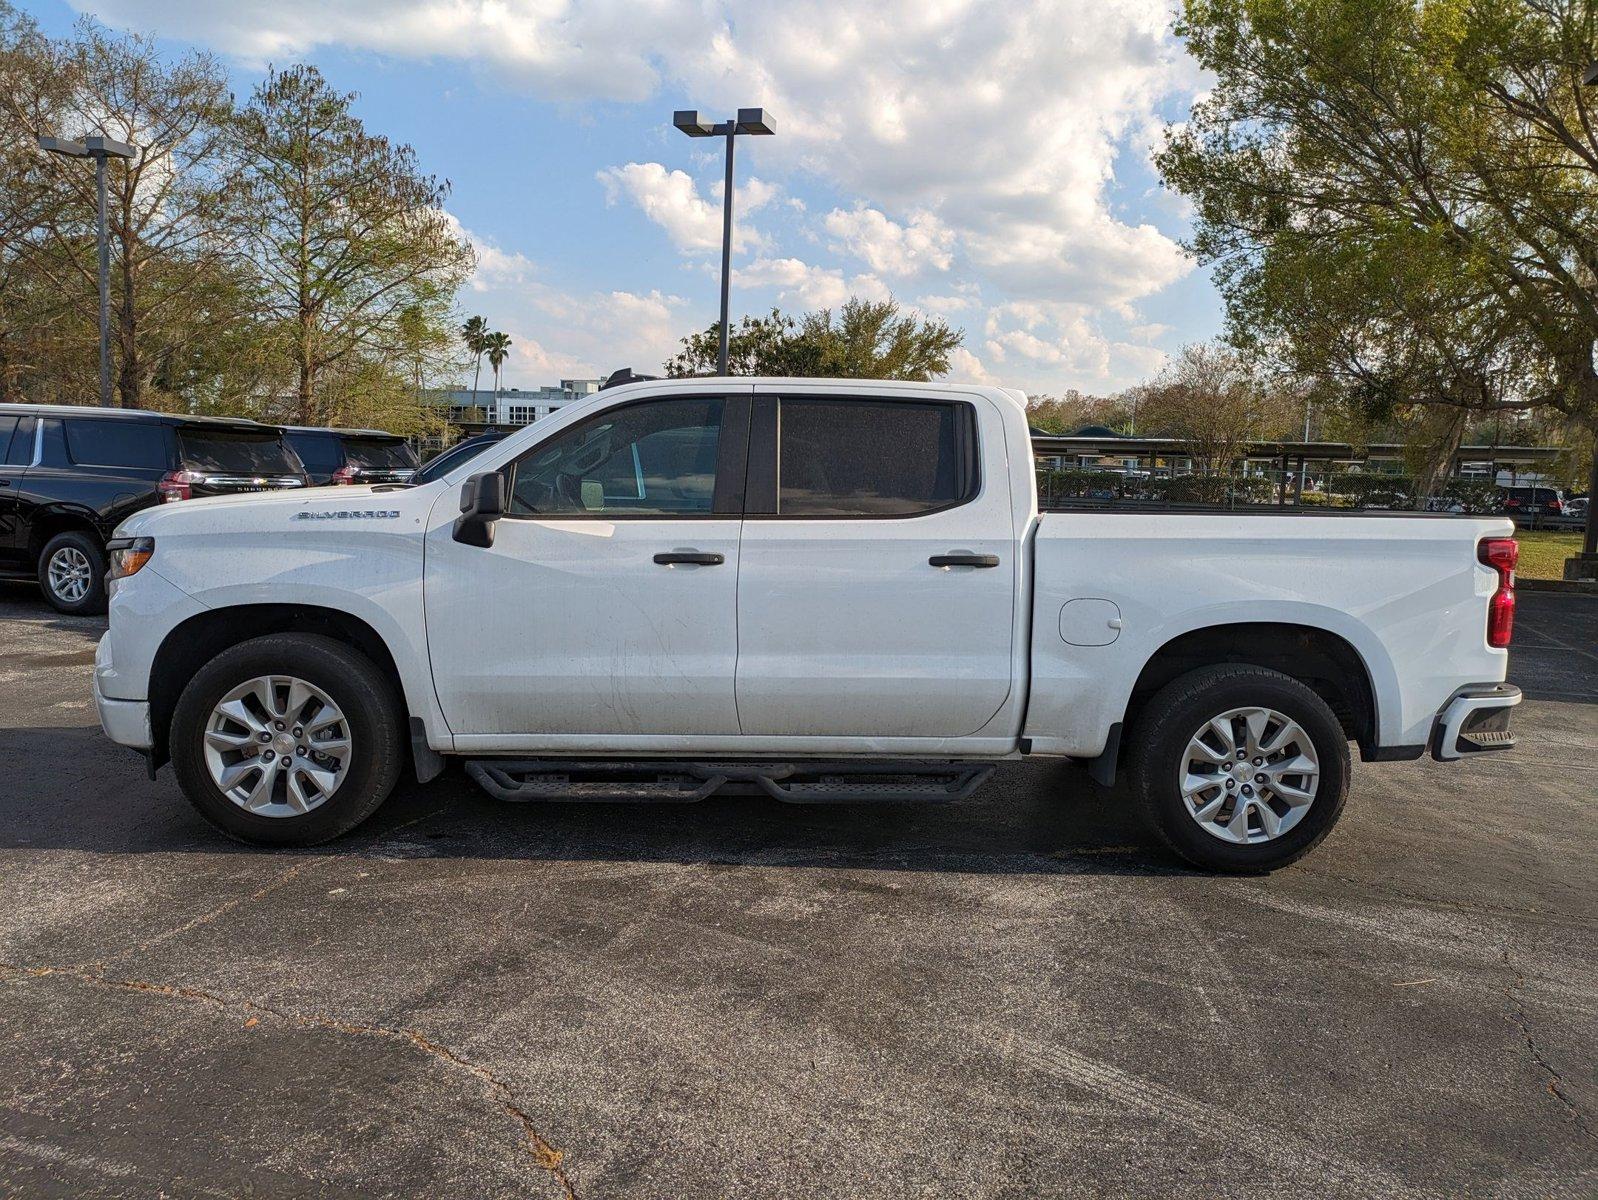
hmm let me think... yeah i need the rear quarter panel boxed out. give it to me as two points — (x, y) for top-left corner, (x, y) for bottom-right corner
(1022, 513), (1512, 756)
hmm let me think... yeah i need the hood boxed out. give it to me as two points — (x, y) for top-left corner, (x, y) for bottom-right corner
(116, 482), (442, 539)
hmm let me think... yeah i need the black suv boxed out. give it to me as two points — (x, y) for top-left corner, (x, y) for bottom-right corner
(285, 427), (419, 486)
(0, 405), (307, 614)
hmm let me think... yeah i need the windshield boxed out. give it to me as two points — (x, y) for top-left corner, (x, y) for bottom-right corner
(344, 437), (418, 471)
(178, 429), (303, 474)
(412, 437), (500, 484)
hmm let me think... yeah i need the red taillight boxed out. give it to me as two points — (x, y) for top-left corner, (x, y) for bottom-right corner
(331, 465), (357, 485)
(158, 469), (201, 502)
(1479, 537), (1518, 648)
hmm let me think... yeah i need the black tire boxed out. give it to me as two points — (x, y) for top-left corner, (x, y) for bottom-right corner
(171, 633), (404, 846)
(37, 531), (107, 615)
(1127, 664), (1351, 873)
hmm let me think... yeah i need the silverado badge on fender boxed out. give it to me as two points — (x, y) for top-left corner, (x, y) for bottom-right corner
(292, 510), (401, 520)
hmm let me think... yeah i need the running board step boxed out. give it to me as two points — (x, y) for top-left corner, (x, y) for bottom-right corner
(464, 759), (996, 805)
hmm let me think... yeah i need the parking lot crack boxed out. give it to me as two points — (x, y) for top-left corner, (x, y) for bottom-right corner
(1500, 949), (1597, 1146)
(0, 959), (577, 1197)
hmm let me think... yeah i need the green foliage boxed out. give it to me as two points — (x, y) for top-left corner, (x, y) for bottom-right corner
(1159, 0), (1598, 523)
(1439, 479), (1504, 514)
(0, 10), (473, 427)
(1039, 469), (1126, 498)
(235, 63), (473, 425)
(666, 297), (962, 381)
(1326, 472), (1414, 509)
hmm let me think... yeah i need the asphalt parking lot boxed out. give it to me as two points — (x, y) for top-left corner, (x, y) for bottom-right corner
(1, 584), (1594, 1198)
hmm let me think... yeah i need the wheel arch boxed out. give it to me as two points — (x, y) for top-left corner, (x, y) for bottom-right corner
(1132, 621), (1377, 745)
(1096, 621), (1382, 782)
(29, 507), (107, 564)
(148, 604), (413, 771)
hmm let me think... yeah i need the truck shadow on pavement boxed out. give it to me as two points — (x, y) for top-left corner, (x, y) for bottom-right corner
(0, 724), (1187, 876)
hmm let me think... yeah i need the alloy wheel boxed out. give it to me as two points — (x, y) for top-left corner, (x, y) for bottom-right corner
(47, 547), (92, 603)
(202, 675), (353, 818)
(1178, 706), (1320, 844)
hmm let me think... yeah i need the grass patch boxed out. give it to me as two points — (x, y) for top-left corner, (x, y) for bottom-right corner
(1514, 529), (1582, 580)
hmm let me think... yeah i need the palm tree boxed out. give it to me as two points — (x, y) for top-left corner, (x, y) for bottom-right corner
(461, 315), (489, 420)
(485, 331), (512, 405)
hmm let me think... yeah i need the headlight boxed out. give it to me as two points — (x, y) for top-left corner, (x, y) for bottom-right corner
(107, 536), (155, 580)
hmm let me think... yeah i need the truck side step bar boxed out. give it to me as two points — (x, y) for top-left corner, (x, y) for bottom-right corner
(464, 759), (996, 805)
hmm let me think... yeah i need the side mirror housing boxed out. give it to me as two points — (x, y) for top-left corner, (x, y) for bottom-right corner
(453, 472), (505, 547)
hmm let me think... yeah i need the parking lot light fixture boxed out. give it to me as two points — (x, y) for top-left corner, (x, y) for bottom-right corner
(672, 107), (776, 376)
(38, 132), (137, 408)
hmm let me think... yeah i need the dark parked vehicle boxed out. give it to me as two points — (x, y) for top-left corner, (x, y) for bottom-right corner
(409, 429), (509, 485)
(1500, 485), (1566, 521)
(285, 427), (419, 486)
(0, 404), (307, 615)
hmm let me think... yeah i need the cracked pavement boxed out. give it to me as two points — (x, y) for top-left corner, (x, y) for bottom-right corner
(1, 582), (1594, 1197)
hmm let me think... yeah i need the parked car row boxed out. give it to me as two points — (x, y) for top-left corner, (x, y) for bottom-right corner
(0, 404), (418, 615)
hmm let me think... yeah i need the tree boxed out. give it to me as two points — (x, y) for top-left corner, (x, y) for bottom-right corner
(1159, 0), (1598, 556)
(0, 11), (244, 408)
(666, 297), (962, 380)
(461, 314), (488, 415)
(234, 64), (473, 425)
(1137, 343), (1296, 473)
(484, 330), (511, 395)
(1026, 389), (1139, 434)
(0, 5), (65, 402)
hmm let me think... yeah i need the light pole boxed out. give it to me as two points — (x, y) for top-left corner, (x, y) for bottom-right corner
(38, 133), (137, 408)
(673, 108), (775, 376)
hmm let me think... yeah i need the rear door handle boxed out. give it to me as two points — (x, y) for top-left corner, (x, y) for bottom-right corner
(653, 551), (725, 566)
(930, 553), (1000, 568)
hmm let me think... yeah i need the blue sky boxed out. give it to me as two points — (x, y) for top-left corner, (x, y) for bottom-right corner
(29, 0), (1221, 395)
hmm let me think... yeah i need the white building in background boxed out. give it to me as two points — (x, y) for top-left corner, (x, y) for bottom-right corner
(432, 379), (603, 426)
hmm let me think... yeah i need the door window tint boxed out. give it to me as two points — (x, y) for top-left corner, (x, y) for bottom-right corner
(64, 419), (170, 470)
(0, 417), (15, 462)
(508, 398), (724, 516)
(5, 417), (34, 465)
(287, 432), (343, 474)
(778, 399), (974, 516)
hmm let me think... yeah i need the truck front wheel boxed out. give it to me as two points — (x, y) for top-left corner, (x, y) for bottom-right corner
(1127, 664), (1350, 873)
(170, 634), (404, 846)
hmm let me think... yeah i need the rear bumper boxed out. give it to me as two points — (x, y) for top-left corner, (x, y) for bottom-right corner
(1430, 683), (1521, 762)
(94, 669), (152, 750)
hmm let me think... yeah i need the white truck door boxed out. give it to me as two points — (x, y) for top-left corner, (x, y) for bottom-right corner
(734, 388), (1016, 737)
(425, 392), (750, 739)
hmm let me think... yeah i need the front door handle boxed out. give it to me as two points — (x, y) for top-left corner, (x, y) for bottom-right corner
(930, 553), (1000, 568)
(653, 551), (725, 566)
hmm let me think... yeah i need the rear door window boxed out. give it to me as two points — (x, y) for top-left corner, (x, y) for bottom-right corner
(64, 419), (171, 470)
(342, 437), (418, 471)
(178, 429), (303, 474)
(0, 416), (16, 462)
(775, 398), (976, 517)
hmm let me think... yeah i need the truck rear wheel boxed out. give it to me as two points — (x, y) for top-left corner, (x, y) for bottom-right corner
(1127, 664), (1350, 873)
(170, 634), (404, 846)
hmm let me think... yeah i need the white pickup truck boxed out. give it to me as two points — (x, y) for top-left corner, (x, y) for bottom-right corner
(91, 378), (1523, 871)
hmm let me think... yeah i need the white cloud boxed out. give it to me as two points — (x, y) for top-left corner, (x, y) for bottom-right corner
(442, 212), (535, 291)
(823, 206), (954, 276)
(598, 163), (774, 255)
(78, 0), (1208, 391)
(732, 256), (888, 309)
